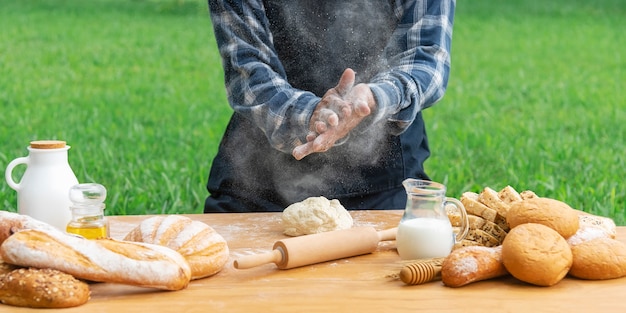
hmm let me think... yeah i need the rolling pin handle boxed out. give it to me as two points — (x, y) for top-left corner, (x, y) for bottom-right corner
(377, 227), (397, 241)
(233, 248), (284, 270)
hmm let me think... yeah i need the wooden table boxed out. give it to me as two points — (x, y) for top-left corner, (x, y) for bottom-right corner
(8, 211), (626, 312)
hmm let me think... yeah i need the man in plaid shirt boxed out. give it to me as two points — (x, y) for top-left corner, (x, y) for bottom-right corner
(205, 0), (455, 212)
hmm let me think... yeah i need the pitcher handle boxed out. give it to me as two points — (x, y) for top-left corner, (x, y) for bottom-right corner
(445, 197), (469, 243)
(5, 156), (29, 191)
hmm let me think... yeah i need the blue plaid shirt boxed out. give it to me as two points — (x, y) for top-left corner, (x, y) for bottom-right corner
(208, 0), (455, 154)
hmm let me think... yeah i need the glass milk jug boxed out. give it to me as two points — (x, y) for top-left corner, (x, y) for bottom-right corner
(5, 140), (79, 230)
(396, 179), (469, 260)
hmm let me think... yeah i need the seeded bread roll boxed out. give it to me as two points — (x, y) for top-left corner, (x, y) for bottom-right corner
(569, 237), (626, 280)
(0, 268), (90, 308)
(501, 223), (572, 286)
(0, 261), (18, 275)
(124, 215), (230, 280)
(506, 197), (579, 238)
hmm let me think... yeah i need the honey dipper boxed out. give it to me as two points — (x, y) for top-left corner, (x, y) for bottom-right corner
(234, 226), (397, 270)
(399, 258), (445, 285)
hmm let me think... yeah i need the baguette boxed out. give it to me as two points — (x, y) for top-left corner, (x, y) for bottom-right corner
(0, 211), (58, 245)
(441, 245), (508, 287)
(0, 229), (191, 291)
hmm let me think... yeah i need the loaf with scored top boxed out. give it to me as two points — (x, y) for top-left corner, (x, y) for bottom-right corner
(124, 215), (229, 280)
(0, 229), (191, 291)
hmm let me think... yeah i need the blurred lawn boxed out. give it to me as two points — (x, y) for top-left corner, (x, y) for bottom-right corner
(0, 0), (624, 224)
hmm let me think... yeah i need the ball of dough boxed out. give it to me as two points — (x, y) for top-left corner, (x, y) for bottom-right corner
(502, 223), (572, 286)
(569, 237), (626, 280)
(507, 197), (579, 238)
(282, 196), (353, 236)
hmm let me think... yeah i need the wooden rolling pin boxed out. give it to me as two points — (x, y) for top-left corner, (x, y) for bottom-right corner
(234, 226), (397, 270)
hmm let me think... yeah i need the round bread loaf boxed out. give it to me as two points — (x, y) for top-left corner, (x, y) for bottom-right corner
(0, 268), (90, 308)
(507, 197), (579, 238)
(569, 237), (626, 280)
(501, 223), (572, 286)
(124, 215), (229, 280)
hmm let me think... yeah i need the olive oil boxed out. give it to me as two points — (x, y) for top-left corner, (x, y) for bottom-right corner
(66, 224), (108, 239)
(65, 183), (109, 239)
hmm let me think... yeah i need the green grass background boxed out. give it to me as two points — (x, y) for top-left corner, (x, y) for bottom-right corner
(1, 0), (624, 225)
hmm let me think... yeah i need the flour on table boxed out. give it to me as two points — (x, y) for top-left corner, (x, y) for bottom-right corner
(282, 196), (353, 236)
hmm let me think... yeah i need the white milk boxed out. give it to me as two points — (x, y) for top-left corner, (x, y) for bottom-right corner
(396, 217), (455, 259)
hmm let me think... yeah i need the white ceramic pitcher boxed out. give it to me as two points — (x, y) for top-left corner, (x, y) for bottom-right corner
(5, 140), (78, 230)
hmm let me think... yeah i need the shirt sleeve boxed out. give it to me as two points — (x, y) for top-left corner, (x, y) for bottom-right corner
(366, 0), (455, 135)
(208, 0), (320, 153)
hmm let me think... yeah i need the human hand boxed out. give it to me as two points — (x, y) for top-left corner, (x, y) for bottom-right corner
(292, 68), (376, 160)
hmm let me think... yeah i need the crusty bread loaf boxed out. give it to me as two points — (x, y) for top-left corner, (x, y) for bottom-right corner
(501, 223), (572, 286)
(0, 211), (59, 245)
(569, 237), (626, 280)
(0, 267), (90, 308)
(506, 197), (579, 238)
(577, 213), (616, 239)
(124, 215), (229, 280)
(0, 229), (191, 291)
(441, 245), (508, 287)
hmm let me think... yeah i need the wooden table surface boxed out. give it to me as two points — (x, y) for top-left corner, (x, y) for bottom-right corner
(7, 211), (626, 312)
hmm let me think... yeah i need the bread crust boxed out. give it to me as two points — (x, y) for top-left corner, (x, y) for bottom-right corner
(506, 197), (579, 238)
(0, 229), (191, 291)
(124, 215), (229, 280)
(501, 223), (572, 286)
(442, 246), (508, 287)
(0, 211), (59, 246)
(569, 237), (626, 280)
(0, 267), (90, 308)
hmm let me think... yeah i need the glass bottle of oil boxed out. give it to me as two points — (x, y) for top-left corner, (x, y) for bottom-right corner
(66, 183), (109, 239)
